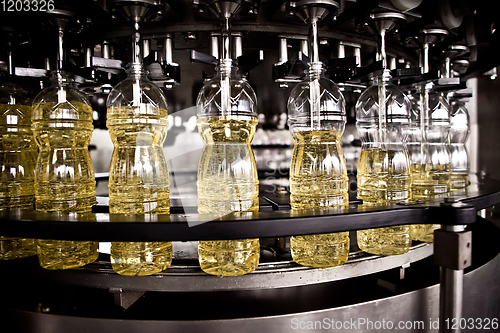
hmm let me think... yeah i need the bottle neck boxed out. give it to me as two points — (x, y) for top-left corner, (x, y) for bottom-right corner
(48, 71), (73, 103)
(126, 63), (148, 79)
(307, 62), (324, 80)
(218, 59), (237, 79)
(371, 69), (392, 84)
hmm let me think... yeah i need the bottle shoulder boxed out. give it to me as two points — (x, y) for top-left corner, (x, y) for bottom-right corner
(355, 84), (412, 121)
(196, 78), (257, 118)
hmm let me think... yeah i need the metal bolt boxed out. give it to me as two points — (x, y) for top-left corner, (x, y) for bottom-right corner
(185, 32), (197, 40)
(400, 262), (410, 279)
(444, 197), (458, 204)
(275, 186), (288, 197)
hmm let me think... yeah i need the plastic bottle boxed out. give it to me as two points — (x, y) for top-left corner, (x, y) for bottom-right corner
(410, 88), (451, 242)
(32, 71), (98, 269)
(449, 100), (470, 190)
(196, 59), (260, 276)
(356, 70), (412, 255)
(0, 83), (37, 260)
(107, 63), (172, 276)
(287, 61), (349, 267)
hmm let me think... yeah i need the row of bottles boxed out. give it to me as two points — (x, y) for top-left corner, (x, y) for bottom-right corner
(0, 20), (470, 278)
(287, 11), (471, 268)
(0, 57), (470, 266)
(0, 62), (470, 276)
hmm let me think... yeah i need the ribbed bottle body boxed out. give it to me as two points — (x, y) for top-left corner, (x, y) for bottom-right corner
(410, 91), (451, 242)
(355, 75), (412, 255)
(32, 100), (96, 212)
(289, 131), (349, 267)
(0, 90), (37, 259)
(106, 65), (172, 276)
(32, 80), (98, 269)
(287, 63), (350, 267)
(449, 101), (470, 190)
(197, 116), (260, 276)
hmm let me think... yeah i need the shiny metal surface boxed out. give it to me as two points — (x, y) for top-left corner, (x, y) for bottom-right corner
(440, 268), (463, 333)
(0, 198), (477, 241)
(18, 243), (433, 292)
(3, 244), (498, 333)
(439, 225), (466, 333)
(3, 173), (496, 242)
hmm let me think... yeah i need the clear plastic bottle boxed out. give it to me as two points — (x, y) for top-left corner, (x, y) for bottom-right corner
(287, 62), (349, 267)
(196, 59), (260, 276)
(410, 87), (451, 242)
(407, 91), (422, 183)
(356, 70), (412, 255)
(449, 100), (470, 190)
(107, 63), (172, 276)
(32, 71), (98, 269)
(0, 83), (37, 260)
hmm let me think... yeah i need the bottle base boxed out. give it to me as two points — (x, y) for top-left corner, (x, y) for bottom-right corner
(110, 241), (173, 276)
(411, 185), (448, 200)
(37, 240), (99, 270)
(0, 196), (35, 209)
(108, 199), (171, 215)
(291, 233), (349, 268)
(198, 239), (260, 276)
(357, 226), (411, 255)
(450, 174), (470, 191)
(0, 237), (23, 260)
(35, 196), (97, 213)
(290, 195), (348, 210)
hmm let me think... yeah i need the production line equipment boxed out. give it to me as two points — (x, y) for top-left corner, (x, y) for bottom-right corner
(0, 1), (500, 332)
